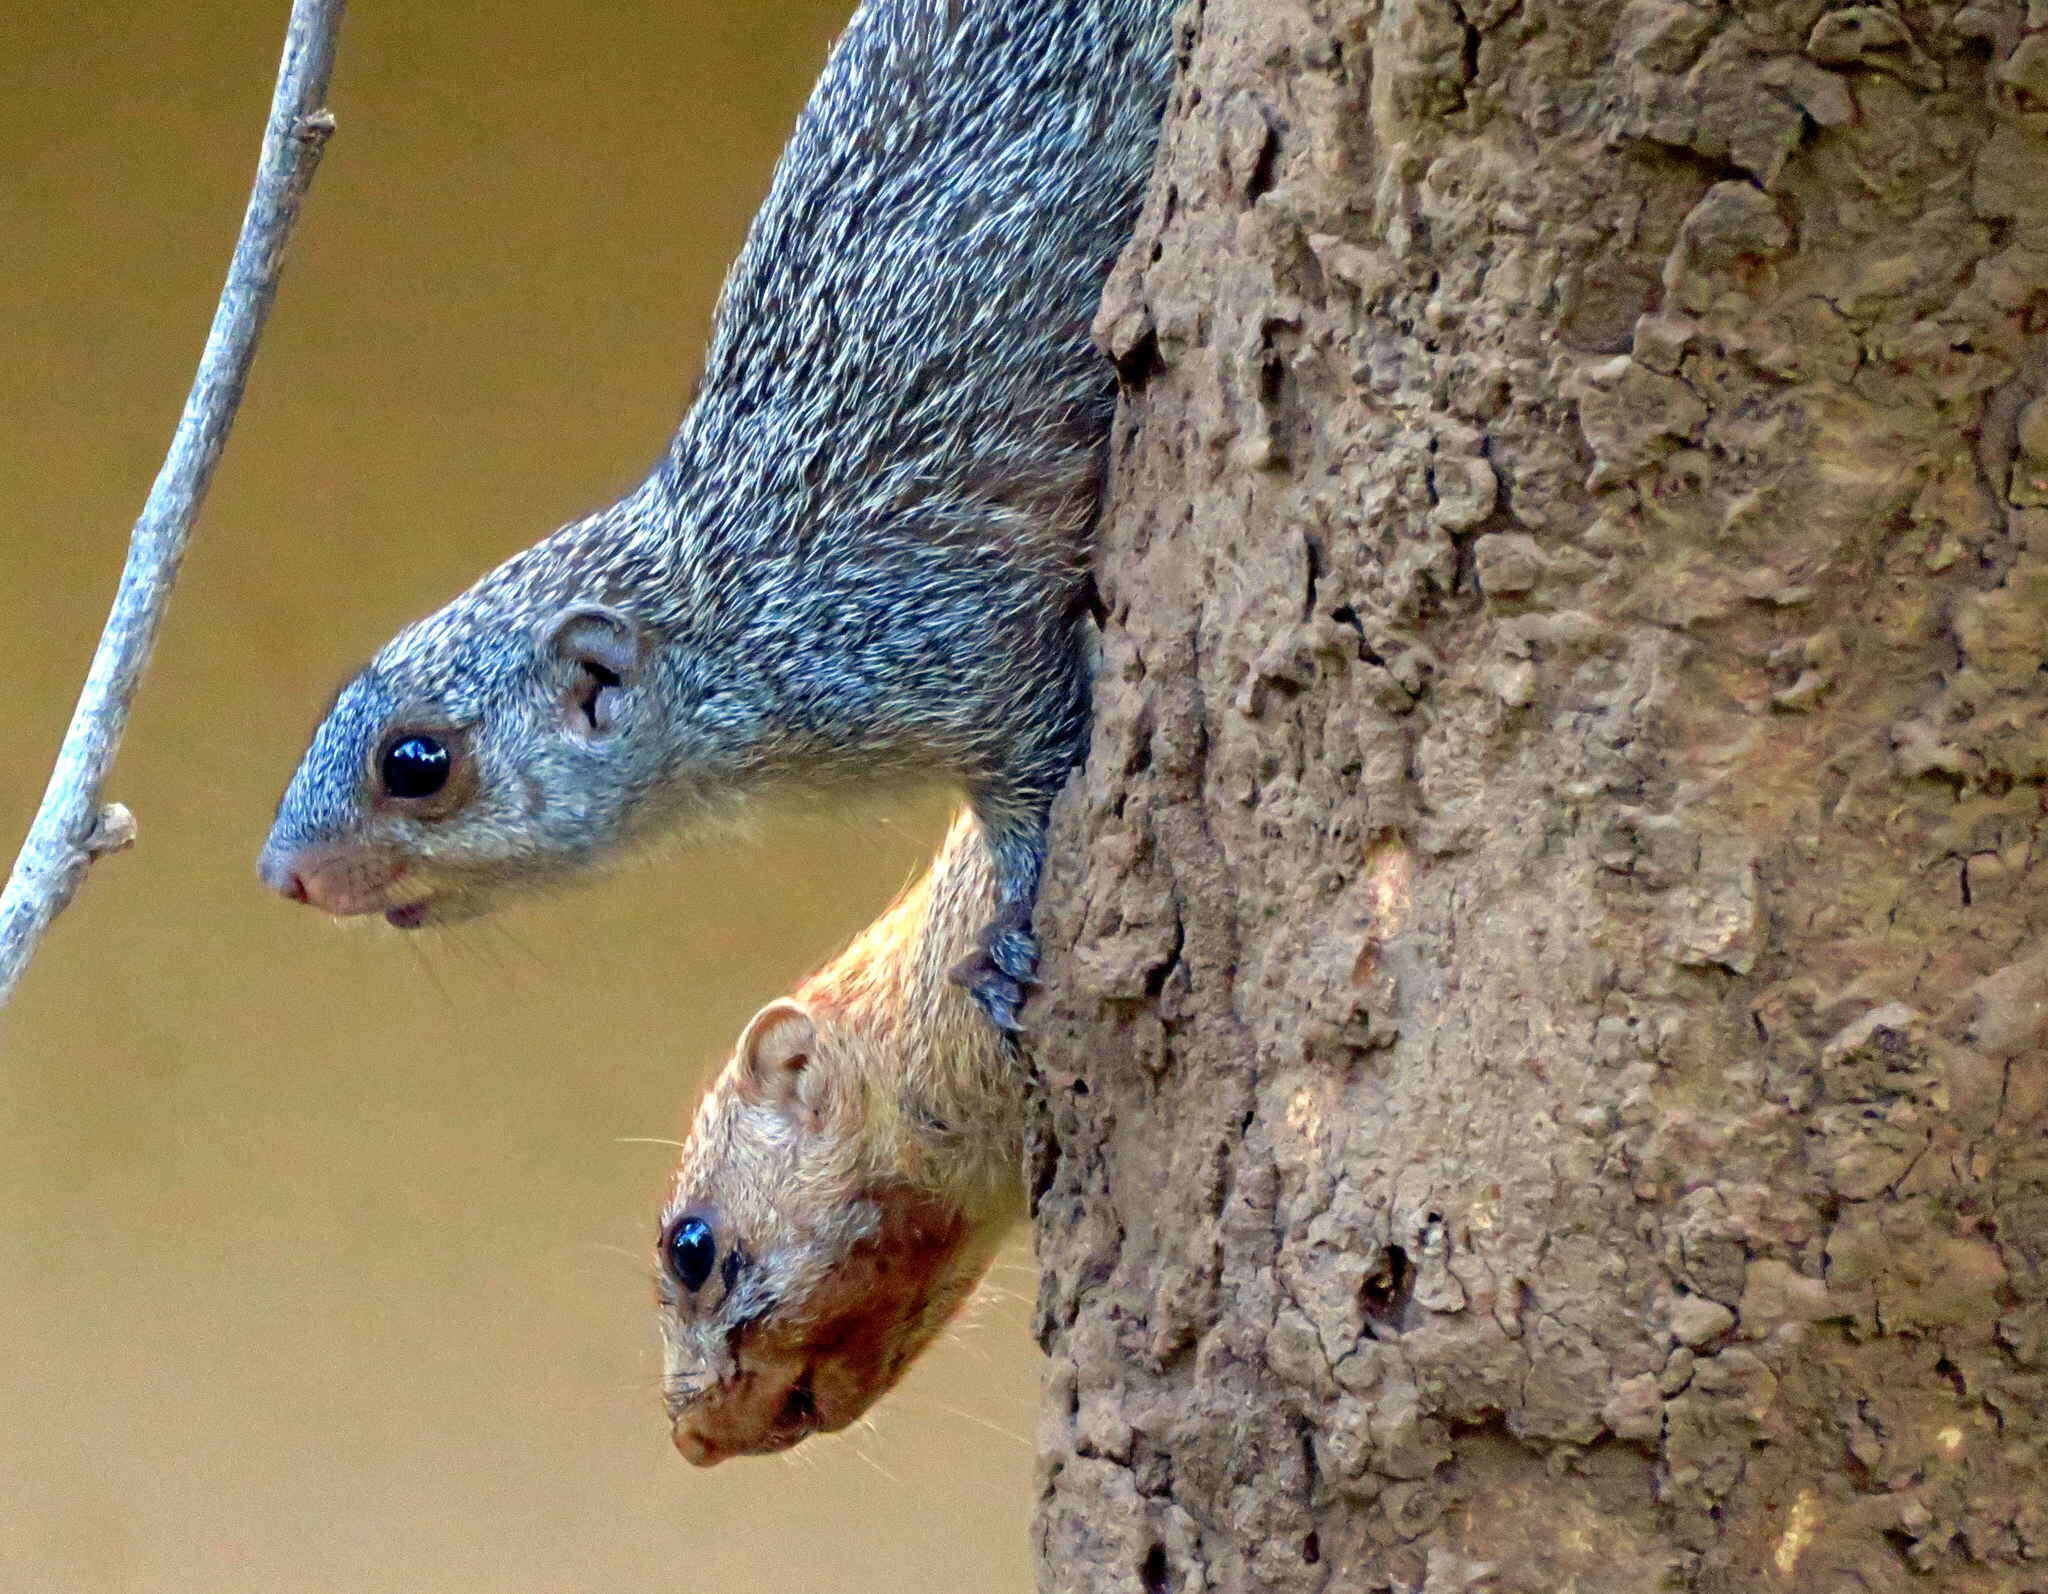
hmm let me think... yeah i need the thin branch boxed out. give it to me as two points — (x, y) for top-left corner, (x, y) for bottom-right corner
(0, 0), (347, 1011)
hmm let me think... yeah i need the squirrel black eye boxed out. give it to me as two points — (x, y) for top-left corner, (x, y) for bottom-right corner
(380, 734), (451, 799)
(665, 1215), (717, 1293)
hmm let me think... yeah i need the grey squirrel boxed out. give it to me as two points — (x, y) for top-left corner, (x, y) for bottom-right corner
(656, 809), (1022, 1464)
(257, 0), (1178, 1026)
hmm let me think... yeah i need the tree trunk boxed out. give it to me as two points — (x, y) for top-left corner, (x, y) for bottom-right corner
(1029, 0), (2048, 1589)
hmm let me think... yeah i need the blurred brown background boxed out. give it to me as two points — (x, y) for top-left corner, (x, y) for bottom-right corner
(0, 4), (1035, 1590)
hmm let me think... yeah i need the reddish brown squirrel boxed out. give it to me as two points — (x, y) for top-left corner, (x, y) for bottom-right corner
(655, 810), (1025, 1464)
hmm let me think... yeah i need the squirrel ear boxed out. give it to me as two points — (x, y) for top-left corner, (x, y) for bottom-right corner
(734, 999), (820, 1119)
(543, 605), (647, 736)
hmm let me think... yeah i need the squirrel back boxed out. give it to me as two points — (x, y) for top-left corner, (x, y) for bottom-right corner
(260, 0), (1177, 1025)
(655, 809), (1025, 1465)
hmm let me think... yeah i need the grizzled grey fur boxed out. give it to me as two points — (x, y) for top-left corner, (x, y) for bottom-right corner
(261, 0), (1177, 1027)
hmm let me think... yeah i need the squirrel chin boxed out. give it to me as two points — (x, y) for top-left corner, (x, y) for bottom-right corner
(381, 891), (495, 930)
(376, 878), (512, 930)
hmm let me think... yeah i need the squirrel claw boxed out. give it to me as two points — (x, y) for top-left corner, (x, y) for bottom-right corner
(958, 962), (1030, 1033)
(950, 908), (1040, 1032)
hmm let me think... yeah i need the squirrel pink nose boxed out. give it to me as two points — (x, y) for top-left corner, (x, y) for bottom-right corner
(258, 842), (407, 916)
(671, 1426), (726, 1468)
(256, 849), (308, 902)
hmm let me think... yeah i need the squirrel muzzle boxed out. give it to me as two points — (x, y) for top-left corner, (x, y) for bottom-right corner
(666, 1185), (978, 1465)
(258, 837), (420, 921)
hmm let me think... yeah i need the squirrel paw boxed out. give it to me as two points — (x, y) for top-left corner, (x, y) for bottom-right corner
(949, 906), (1039, 1033)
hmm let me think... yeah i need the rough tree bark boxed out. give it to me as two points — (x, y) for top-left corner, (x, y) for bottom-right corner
(1031, 1), (2048, 1590)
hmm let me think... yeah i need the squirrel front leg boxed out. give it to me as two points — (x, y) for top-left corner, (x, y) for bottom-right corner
(950, 810), (1050, 1032)
(948, 616), (1095, 1031)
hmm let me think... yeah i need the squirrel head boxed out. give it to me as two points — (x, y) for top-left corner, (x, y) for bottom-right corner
(656, 995), (993, 1467)
(256, 519), (715, 927)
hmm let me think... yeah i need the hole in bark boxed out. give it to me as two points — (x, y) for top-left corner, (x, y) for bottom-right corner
(1028, 1128), (1057, 1209)
(1361, 1244), (1413, 1328)
(1302, 1532), (1321, 1565)
(1653, 142), (1753, 191)
(1113, 329), (1165, 390)
(1934, 1356), (1967, 1398)
(1258, 348), (1285, 412)
(1245, 118), (1280, 201)
(1296, 1419), (1321, 1497)
(1329, 606), (1382, 665)
(1141, 1544), (1170, 1594)
(1302, 531), (1324, 618)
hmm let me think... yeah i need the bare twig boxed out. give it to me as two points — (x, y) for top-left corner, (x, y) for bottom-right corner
(0, 0), (347, 1011)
